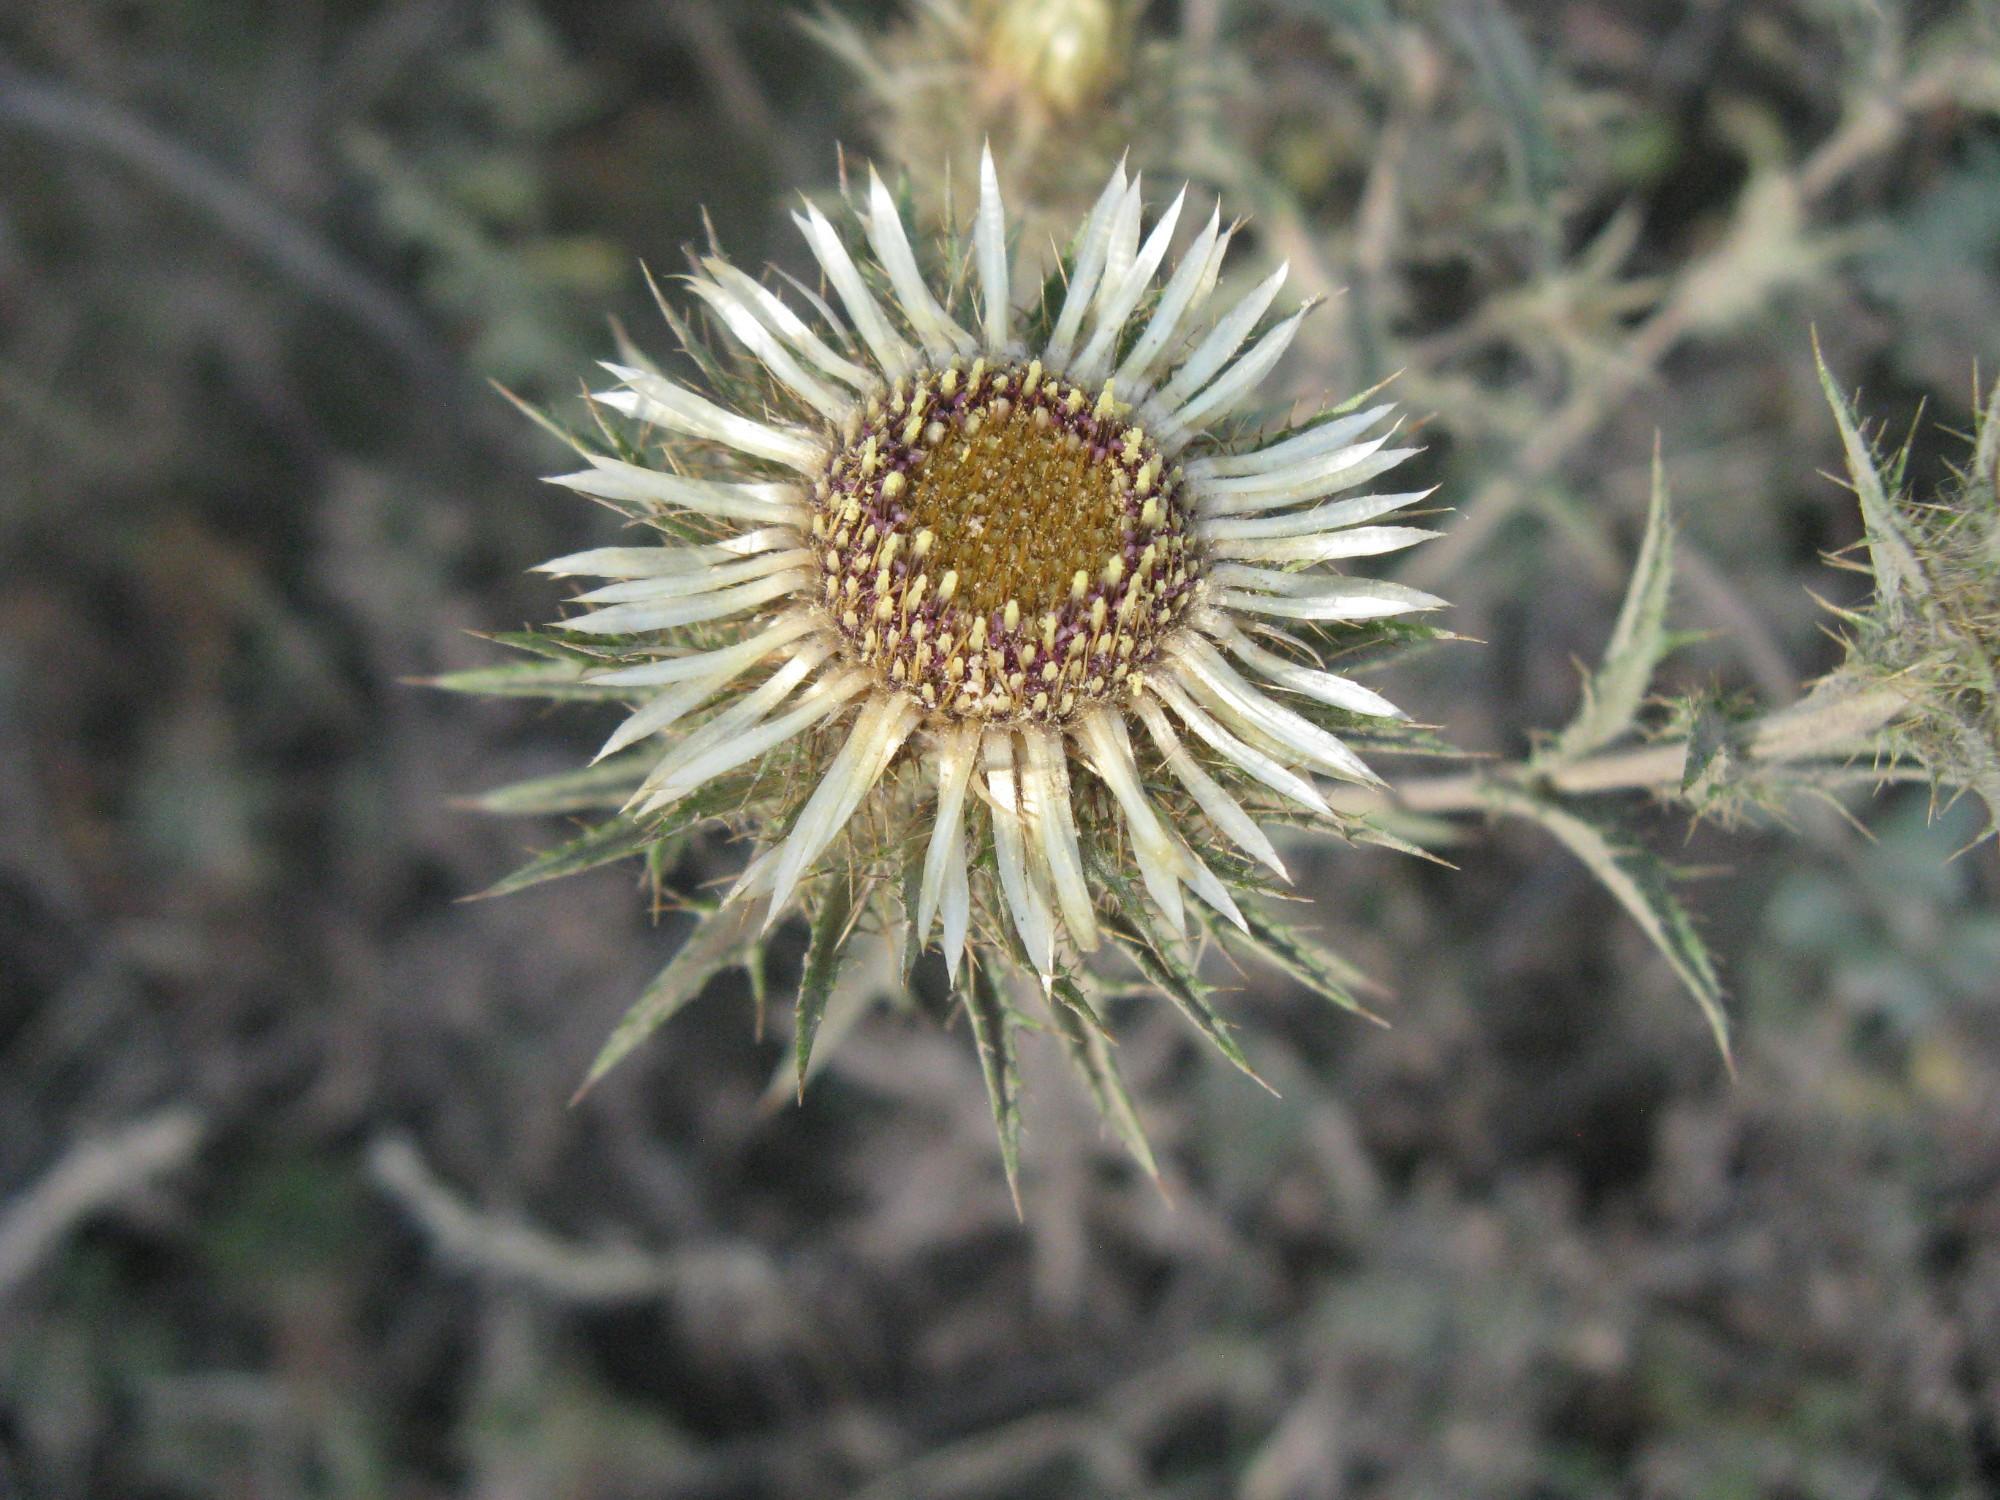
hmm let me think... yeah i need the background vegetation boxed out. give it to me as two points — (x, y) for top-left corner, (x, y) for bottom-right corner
(2, 1), (1998, 1495)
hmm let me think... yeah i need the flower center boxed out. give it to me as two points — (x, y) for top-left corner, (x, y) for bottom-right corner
(808, 357), (1200, 722)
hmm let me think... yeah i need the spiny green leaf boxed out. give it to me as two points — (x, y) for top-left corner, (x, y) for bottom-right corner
(1083, 846), (1268, 1091)
(764, 928), (892, 1108)
(1552, 443), (1676, 761)
(1488, 786), (1731, 1069)
(1123, 927), (1262, 1081)
(492, 381), (596, 457)
(486, 631), (610, 663)
(473, 772), (754, 900)
(574, 894), (767, 1099)
(1816, 339), (1924, 615)
(1050, 978), (1157, 1180)
(1323, 370), (1401, 419)
(965, 960), (1023, 1208)
(475, 818), (654, 899)
(1224, 902), (1387, 1027)
(467, 753), (653, 816)
(1350, 819), (1459, 864)
(428, 660), (622, 701)
(794, 875), (857, 1096)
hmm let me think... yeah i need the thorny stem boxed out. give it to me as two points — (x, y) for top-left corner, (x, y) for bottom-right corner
(1329, 683), (1920, 817)
(1402, 55), (1996, 590)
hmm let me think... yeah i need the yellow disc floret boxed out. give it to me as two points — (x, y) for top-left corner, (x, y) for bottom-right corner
(808, 358), (1198, 723)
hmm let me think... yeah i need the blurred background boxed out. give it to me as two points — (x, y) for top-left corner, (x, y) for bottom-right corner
(3, 0), (1999, 1495)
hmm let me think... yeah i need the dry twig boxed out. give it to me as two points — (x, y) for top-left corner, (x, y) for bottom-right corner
(0, 1108), (205, 1301)
(366, 1135), (791, 1323)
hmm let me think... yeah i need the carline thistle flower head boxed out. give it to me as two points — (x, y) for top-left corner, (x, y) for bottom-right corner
(487, 153), (1445, 1162)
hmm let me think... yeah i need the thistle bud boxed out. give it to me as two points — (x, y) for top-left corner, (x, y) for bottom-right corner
(980, 0), (1129, 116)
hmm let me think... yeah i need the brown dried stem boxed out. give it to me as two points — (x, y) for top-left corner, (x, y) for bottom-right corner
(1334, 680), (1921, 818)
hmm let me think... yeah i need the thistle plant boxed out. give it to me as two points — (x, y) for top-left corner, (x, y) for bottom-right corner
(811, 0), (1175, 232)
(1319, 360), (2000, 1067)
(442, 6), (2000, 1194)
(445, 156), (1445, 1186)
(1817, 362), (2000, 830)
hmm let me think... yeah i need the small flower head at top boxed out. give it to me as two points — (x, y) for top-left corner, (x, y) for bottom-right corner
(980, 0), (1135, 116)
(459, 153), (1446, 1180)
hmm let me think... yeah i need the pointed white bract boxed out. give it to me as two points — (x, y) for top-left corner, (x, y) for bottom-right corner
(1162, 306), (1308, 439)
(1115, 206), (1221, 393)
(1196, 443), (1421, 516)
(1144, 262), (1289, 420)
(547, 456), (803, 526)
(594, 365), (823, 472)
(1170, 827), (1249, 932)
(1097, 176), (1144, 316)
(628, 639), (835, 786)
(1198, 487), (1436, 542)
(1214, 573), (1446, 623)
(572, 549), (813, 605)
(1042, 163), (1129, 368)
(1199, 614), (1405, 720)
(975, 145), (1012, 355)
(984, 731), (1056, 977)
(1141, 670), (1332, 817)
(565, 567), (812, 636)
(1074, 707), (1186, 936)
(529, 157), (1445, 986)
(865, 169), (975, 359)
(1214, 524), (1439, 566)
(686, 276), (851, 422)
(537, 529), (794, 579)
(1187, 403), (1398, 478)
(1020, 728), (1098, 954)
(1168, 634), (1383, 787)
(917, 723), (979, 970)
(592, 621), (823, 762)
(793, 203), (915, 379)
(633, 668), (866, 816)
(1071, 186), (1186, 387)
(765, 692), (921, 926)
(1131, 693), (1287, 878)
(703, 258), (873, 390)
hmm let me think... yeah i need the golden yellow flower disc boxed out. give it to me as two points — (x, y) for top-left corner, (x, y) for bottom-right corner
(807, 356), (1199, 724)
